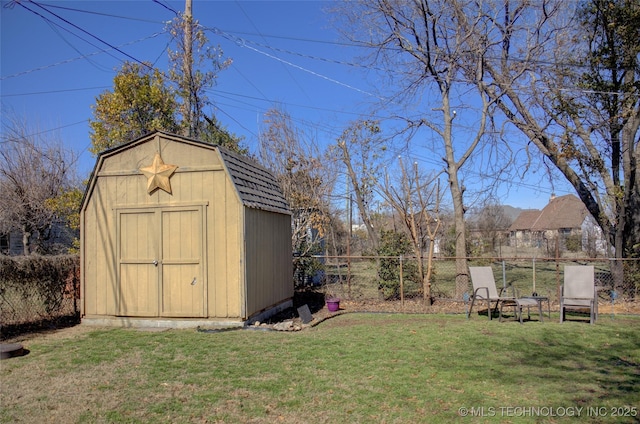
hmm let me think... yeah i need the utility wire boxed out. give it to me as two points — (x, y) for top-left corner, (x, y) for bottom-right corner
(1, 32), (166, 80)
(208, 27), (382, 100)
(17, 0), (152, 69)
(151, 0), (180, 17)
(1, 86), (110, 97)
(233, 1), (312, 104)
(38, 1), (168, 23)
(44, 19), (113, 73)
(9, 1), (123, 71)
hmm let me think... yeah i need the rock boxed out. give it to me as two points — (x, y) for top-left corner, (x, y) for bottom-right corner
(273, 320), (294, 331)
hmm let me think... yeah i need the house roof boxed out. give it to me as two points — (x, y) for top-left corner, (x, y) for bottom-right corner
(509, 210), (542, 231)
(533, 194), (588, 230)
(509, 195), (589, 232)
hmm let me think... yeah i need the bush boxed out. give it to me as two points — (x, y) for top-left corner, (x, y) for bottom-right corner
(565, 233), (582, 252)
(376, 230), (419, 300)
(0, 255), (80, 333)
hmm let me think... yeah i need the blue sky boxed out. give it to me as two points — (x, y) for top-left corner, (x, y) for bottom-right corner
(1, 0), (575, 210)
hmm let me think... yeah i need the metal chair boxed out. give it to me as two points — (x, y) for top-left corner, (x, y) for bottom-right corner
(560, 265), (597, 324)
(468, 266), (514, 321)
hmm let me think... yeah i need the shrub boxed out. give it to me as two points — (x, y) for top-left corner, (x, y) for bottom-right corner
(0, 255), (79, 329)
(376, 230), (419, 299)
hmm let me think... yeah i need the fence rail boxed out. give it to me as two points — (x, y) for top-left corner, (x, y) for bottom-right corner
(2, 255), (638, 339)
(301, 255), (640, 307)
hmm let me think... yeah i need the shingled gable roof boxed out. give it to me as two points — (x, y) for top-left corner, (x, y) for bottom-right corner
(509, 194), (588, 232)
(532, 194), (588, 230)
(509, 210), (542, 231)
(217, 146), (290, 215)
(82, 131), (290, 215)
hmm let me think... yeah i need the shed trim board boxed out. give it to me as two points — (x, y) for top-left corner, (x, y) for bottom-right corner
(80, 131), (293, 328)
(113, 201), (209, 210)
(97, 165), (224, 177)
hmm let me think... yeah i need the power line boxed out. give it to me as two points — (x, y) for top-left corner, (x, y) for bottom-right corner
(232, 1), (312, 104)
(0, 119), (89, 140)
(211, 88), (383, 121)
(1, 32), (166, 80)
(38, 1), (169, 23)
(221, 33), (386, 72)
(216, 28), (357, 47)
(1, 86), (110, 97)
(151, 0), (180, 17)
(207, 26), (383, 100)
(16, 0), (152, 69)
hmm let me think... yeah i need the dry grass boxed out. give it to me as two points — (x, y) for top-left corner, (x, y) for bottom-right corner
(2, 313), (640, 423)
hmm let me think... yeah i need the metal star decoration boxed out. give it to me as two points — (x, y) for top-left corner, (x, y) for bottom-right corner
(140, 153), (178, 194)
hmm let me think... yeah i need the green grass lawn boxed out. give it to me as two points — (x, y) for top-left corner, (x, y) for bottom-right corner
(2, 314), (639, 423)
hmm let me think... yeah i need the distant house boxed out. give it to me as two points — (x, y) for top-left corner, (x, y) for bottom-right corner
(508, 194), (607, 255)
(0, 223), (77, 256)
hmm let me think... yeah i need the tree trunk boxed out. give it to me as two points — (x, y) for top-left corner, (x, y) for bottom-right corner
(21, 226), (31, 256)
(443, 93), (470, 300)
(450, 178), (469, 299)
(340, 142), (379, 252)
(424, 238), (435, 305)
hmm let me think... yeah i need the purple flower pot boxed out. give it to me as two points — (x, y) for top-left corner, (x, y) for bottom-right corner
(326, 298), (340, 312)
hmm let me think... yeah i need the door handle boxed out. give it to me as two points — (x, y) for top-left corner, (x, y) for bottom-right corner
(152, 260), (158, 266)
(191, 277), (197, 286)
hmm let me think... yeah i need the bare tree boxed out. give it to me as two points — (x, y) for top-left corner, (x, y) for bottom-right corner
(474, 201), (512, 256)
(379, 158), (442, 303)
(0, 115), (77, 255)
(334, 0), (497, 298)
(450, 0), (638, 287)
(334, 120), (386, 252)
(259, 108), (336, 258)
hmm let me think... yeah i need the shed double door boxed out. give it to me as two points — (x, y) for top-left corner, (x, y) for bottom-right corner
(117, 206), (205, 317)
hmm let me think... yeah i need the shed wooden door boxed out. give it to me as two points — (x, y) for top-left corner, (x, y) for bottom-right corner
(118, 207), (205, 317)
(118, 210), (159, 316)
(161, 208), (205, 317)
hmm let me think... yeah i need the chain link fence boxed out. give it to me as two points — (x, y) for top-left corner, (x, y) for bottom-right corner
(2, 254), (638, 338)
(299, 255), (640, 313)
(0, 255), (80, 339)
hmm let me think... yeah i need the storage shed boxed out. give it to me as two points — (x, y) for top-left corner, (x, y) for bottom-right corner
(80, 131), (293, 327)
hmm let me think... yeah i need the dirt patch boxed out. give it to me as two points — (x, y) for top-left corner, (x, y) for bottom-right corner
(267, 289), (640, 328)
(4, 290), (639, 342)
(2, 321), (94, 345)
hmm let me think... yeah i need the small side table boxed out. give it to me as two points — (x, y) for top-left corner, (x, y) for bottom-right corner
(520, 296), (551, 322)
(500, 298), (541, 323)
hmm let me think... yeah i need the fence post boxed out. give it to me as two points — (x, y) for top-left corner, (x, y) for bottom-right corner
(399, 255), (404, 308)
(532, 257), (536, 295)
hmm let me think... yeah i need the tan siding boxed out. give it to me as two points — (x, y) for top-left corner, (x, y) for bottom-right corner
(99, 141), (157, 174)
(227, 199), (243, 318)
(85, 178), (118, 316)
(212, 171), (243, 318)
(244, 209), (293, 317)
(81, 195), (95, 315)
(82, 132), (289, 323)
(101, 178), (118, 315)
(210, 169), (226, 316)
